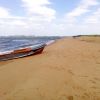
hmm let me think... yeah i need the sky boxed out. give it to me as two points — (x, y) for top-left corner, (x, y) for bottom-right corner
(0, 0), (100, 36)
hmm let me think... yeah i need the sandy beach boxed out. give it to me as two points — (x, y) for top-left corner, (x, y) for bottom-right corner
(0, 37), (100, 100)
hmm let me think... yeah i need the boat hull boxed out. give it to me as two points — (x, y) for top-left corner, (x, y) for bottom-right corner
(0, 44), (45, 61)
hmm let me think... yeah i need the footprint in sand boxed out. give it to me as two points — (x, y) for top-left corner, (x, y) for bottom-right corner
(84, 92), (90, 97)
(90, 80), (96, 84)
(94, 77), (100, 81)
(67, 96), (73, 100)
(91, 86), (97, 89)
(68, 70), (75, 75)
(80, 75), (88, 77)
(50, 66), (65, 71)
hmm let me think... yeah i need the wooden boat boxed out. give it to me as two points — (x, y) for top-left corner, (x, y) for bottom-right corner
(0, 43), (46, 61)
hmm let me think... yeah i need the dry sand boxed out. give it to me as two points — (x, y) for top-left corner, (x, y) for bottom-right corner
(0, 37), (100, 100)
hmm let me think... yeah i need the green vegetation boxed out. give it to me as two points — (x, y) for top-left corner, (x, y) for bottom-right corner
(76, 35), (100, 43)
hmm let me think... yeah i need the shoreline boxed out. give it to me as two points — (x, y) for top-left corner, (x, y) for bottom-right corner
(0, 37), (100, 100)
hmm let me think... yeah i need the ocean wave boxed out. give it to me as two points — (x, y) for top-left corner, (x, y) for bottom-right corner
(0, 36), (59, 54)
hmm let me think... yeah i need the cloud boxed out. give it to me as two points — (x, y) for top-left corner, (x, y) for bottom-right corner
(85, 8), (100, 23)
(22, 0), (56, 21)
(65, 0), (99, 24)
(0, 0), (100, 36)
(0, 7), (10, 18)
(66, 0), (98, 17)
(60, 0), (100, 36)
(0, 7), (28, 36)
(0, 0), (57, 36)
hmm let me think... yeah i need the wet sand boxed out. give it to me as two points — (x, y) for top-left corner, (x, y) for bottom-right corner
(0, 37), (100, 100)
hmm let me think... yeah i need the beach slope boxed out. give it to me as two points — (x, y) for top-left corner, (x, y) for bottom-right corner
(0, 37), (100, 100)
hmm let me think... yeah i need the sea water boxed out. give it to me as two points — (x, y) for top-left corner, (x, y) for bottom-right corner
(0, 36), (61, 54)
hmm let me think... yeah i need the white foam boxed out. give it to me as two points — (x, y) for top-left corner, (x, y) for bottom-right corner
(46, 40), (55, 45)
(0, 50), (13, 55)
